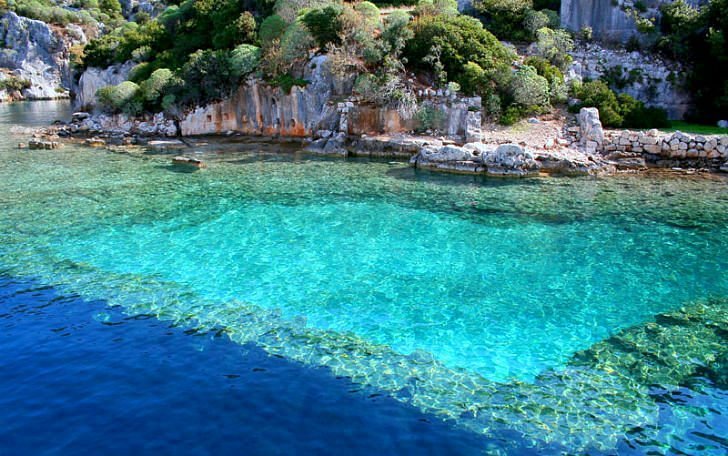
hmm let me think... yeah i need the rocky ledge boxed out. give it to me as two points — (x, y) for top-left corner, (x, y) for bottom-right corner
(409, 142), (616, 177)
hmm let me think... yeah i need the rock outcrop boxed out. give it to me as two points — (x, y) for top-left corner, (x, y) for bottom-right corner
(76, 62), (135, 110)
(578, 107), (604, 153)
(0, 12), (84, 100)
(568, 43), (693, 119)
(560, 0), (637, 42)
(409, 142), (612, 177)
(179, 56), (344, 137)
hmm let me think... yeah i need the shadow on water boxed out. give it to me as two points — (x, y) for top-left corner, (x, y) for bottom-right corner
(0, 274), (522, 456)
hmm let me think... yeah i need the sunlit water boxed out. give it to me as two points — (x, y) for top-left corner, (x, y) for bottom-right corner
(1, 101), (726, 454)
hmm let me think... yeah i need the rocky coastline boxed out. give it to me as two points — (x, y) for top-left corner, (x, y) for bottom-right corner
(18, 102), (728, 180)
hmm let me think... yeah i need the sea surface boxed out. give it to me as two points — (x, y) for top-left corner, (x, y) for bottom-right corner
(1, 101), (726, 454)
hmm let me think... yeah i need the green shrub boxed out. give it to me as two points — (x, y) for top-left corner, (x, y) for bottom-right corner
(302, 5), (343, 48)
(259, 14), (288, 43)
(405, 14), (516, 91)
(473, 0), (534, 41)
(96, 81), (143, 115)
(618, 94), (670, 128)
(510, 65), (549, 108)
(523, 56), (561, 84)
(523, 9), (549, 39)
(140, 68), (173, 104)
(415, 104), (446, 132)
(414, 0), (458, 17)
(270, 73), (309, 94)
(534, 27), (573, 70)
(230, 44), (261, 78)
(0, 76), (31, 92)
(280, 21), (315, 63)
(571, 80), (623, 126)
(355, 1), (381, 27)
(176, 49), (236, 105)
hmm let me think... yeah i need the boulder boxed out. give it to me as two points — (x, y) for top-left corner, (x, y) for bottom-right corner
(718, 120), (728, 129)
(481, 144), (541, 177)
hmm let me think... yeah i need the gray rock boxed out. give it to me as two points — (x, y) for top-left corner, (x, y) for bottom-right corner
(0, 12), (80, 99)
(718, 120), (728, 129)
(578, 107), (604, 151)
(76, 61), (135, 110)
(481, 144), (542, 177)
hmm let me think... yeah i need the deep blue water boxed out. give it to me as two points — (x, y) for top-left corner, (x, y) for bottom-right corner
(0, 275), (498, 455)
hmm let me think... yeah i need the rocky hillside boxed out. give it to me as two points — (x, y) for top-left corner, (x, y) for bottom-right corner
(0, 0), (163, 101)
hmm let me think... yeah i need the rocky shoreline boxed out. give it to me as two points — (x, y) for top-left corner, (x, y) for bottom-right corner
(13, 105), (728, 179)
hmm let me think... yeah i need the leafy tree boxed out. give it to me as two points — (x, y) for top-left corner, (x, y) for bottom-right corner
(259, 14), (288, 42)
(302, 5), (343, 48)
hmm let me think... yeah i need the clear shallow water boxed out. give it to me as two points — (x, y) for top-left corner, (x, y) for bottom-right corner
(1, 101), (727, 454)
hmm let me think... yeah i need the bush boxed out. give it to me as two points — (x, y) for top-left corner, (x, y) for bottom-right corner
(280, 21), (315, 63)
(405, 14), (516, 91)
(415, 104), (446, 132)
(230, 44), (261, 78)
(96, 81), (143, 115)
(473, 0), (534, 41)
(523, 9), (549, 39)
(0, 76), (31, 92)
(534, 27), (573, 70)
(571, 80), (670, 128)
(176, 49), (236, 105)
(414, 0), (458, 17)
(571, 80), (623, 126)
(355, 1), (381, 27)
(302, 5), (343, 48)
(259, 14), (288, 43)
(510, 65), (549, 108)
(140, 68), (173, 104)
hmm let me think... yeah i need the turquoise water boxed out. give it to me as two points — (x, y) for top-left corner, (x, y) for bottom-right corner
(1, 101), (727, 453)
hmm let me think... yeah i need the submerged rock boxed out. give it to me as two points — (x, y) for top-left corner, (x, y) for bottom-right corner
(172, 156), (206, 169)
(28, 139), (61, 150)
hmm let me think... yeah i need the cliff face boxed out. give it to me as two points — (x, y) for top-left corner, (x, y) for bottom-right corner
(560, 0), (637, 42)
(179, 56), (345, 136)
(0, 11), (86, 100)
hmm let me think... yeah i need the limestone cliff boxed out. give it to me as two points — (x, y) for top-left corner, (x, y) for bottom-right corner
(560, 0), (637, 42)
(0, 11), (86, 100)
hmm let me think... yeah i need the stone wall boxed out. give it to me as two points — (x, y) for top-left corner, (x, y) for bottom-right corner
(568, 43), (692, 119)
(602, 129), (728, 169)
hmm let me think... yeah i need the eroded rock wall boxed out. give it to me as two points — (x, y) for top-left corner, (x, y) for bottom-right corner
(560, 0), (638, 42)
(179, 56), (343, 137)
(0, 11), (85, 100)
